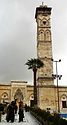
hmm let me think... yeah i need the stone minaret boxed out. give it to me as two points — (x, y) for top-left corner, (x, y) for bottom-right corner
(35, 4), (54, 86)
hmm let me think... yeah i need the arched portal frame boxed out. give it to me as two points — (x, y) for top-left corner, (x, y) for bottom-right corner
(14, 88), (23, 103)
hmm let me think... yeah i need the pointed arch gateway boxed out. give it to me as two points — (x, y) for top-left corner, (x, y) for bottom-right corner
(14, 88), (23, 102)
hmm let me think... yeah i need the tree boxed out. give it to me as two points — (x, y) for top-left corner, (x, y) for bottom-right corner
(25, 58), (44, 106)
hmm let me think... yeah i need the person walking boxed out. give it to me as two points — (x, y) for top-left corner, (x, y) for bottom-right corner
(18, 101), (24, 122)
(6, 101), (15, 122)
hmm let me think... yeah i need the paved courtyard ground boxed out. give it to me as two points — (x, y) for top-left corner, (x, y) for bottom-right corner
(0, 111), (41, 125)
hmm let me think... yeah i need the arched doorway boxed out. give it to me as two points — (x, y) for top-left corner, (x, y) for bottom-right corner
(30, 94), (34, 107)
(14, 89), (23, 103)
(61, 94), (67, 109)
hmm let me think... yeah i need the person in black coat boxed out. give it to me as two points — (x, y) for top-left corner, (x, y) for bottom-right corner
(6, 101), (15, 122)
(18, 101), (24, 122)
(14, 104), (18, 114)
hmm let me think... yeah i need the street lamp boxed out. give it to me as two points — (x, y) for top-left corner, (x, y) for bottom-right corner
(52, 59), (62, 113)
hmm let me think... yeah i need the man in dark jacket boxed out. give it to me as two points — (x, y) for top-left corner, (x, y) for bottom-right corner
(6, 101), (15, 122)
(18, 101), (24, 122)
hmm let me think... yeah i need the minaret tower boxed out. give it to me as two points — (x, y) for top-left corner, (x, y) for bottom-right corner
(35, 3), (54, 86)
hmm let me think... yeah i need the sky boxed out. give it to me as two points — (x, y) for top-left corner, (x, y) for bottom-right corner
(0, 0), (67, 86)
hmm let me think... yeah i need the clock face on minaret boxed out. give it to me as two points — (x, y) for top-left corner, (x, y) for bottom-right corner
(35, 5), (54, 85)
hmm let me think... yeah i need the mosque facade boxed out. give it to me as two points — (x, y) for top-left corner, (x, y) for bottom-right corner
(0, 80), (34, 107)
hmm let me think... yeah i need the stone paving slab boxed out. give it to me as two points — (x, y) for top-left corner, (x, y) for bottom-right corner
(0, 111), (41, 125)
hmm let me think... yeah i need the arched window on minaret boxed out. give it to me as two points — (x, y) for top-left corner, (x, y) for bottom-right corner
(44, 33), (46, 41)
(45, 30), (51, 41)
(38, 30), (44, 41)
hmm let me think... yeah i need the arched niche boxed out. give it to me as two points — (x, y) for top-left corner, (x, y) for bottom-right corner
(28, 94), (34, 107)
(1, 92), (8, 103)
(38, 30), (44, 41)
(60, 94), (67, 109)
(45, 30), (51, 41)
(14, 88), (23, 102)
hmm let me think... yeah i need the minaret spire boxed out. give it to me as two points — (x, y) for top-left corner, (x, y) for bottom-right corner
(35, 4), (53, 85)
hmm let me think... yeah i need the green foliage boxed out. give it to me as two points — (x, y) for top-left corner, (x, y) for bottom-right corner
(59, 118), (67, 125)
(25, 58), (44, 70)
(25, 58), (44, 106)
(29, 107), (67, 125)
